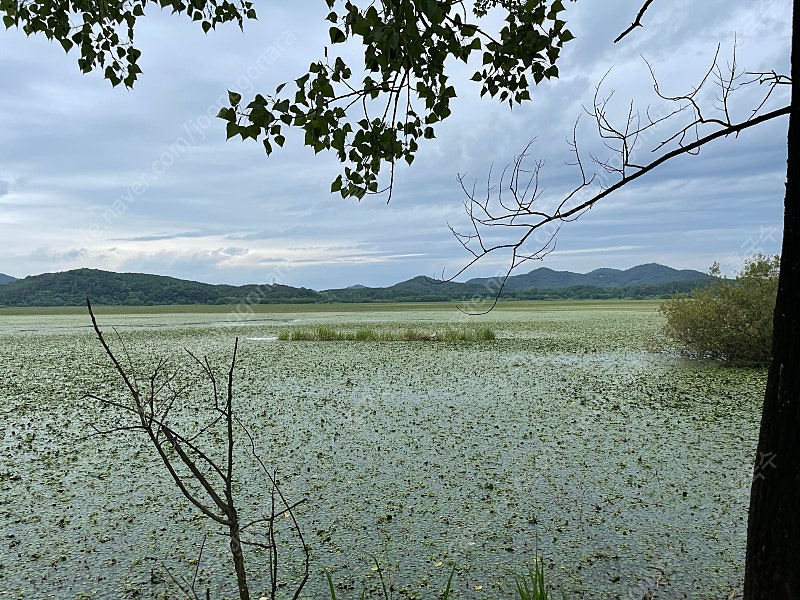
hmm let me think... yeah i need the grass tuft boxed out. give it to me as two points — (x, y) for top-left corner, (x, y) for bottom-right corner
(515, 557), (559, 600)
(278, 326), (497, 342)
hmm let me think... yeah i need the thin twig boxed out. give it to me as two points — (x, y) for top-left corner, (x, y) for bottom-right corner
(445, 42), (790, 310)
(614, 0), (655, 43)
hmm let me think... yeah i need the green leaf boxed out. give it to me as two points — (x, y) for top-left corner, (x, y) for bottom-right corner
(329, 26), (346, 44)
(243, 124), (260, 139)
(226, 121), (239, 140)
(104, 65), (119, 86)
(228, 90), (242, 106)
(216, 107), (235, 121)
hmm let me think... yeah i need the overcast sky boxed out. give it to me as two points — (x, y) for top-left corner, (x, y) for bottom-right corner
(0, 1), (791, 289)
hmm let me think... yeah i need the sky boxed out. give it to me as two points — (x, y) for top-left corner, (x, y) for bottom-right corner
(0, 1), (791, 290)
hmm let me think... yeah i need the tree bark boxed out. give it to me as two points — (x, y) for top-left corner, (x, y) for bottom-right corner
(744, 0), (800, 597)
(229, 514), (250, 600)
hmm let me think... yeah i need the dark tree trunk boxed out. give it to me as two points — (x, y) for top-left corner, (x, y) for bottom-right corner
(744, 0), (800, 597)
(229, 515), (250, 600)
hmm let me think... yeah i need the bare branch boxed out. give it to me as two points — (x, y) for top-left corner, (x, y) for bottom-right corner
(614, 0), (655, 43)
(447, 45), (790, 308)
(87, 299), (139, 401)
(85, 304), (308, 600)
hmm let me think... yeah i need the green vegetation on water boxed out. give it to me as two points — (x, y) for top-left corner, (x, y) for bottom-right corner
(0, 301), (763, 599)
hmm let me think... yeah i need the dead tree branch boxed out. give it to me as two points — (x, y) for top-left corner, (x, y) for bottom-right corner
(448, 46), (790, 313)
(614, 0), (655, 43)
(85, 299), (308, 600)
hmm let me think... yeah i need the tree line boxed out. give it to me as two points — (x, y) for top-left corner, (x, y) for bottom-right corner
(0, 268), (712, 306)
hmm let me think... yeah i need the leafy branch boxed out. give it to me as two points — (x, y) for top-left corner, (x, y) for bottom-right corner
(218, 0), (576, 201)
(1, 0), (255, 87)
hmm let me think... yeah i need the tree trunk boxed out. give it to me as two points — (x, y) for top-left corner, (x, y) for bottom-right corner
(743, 0), (800, 597)
(229, 515), (251, 600)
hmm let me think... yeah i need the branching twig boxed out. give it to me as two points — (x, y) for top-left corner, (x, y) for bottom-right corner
(447, 46), (790, 313)
(85, 299), (309, 600)
(614, 0), (655, 43)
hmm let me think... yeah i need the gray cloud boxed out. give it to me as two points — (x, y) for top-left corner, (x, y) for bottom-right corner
(112, 231), (211, 242)
(0, 2), (791, 287)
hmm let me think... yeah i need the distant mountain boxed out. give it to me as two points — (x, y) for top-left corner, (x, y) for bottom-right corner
(322, 275), (488, 303)
(322, 269), (712, 303)
(0, 273), (16, 285)
(0, 264), (715, 307)
(0, 268), (320, 307)
(467, 263), (713, 291)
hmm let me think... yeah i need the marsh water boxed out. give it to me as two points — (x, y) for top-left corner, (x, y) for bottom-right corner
(0, 303), (764, 599)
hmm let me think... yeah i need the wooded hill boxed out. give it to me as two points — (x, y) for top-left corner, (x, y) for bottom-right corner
(467, 264), (714, 290)
(0, 264), (713, 306)
(0, 269), (318, 306)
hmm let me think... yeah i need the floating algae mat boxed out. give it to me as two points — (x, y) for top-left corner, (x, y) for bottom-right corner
(0, 303), (764, 598)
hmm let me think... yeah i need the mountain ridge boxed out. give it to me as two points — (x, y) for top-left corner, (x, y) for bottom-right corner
(0, 264), (713, 307)
(466, 263), (712, 290)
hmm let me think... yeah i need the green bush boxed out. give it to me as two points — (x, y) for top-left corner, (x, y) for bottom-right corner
(477, 326), (496, 341)
(659, 254), (779, 363)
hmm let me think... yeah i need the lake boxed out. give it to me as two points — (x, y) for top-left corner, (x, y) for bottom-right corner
(0, 301), (764, 599)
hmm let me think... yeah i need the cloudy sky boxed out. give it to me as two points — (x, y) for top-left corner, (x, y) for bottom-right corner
(0, 1), (791, 289)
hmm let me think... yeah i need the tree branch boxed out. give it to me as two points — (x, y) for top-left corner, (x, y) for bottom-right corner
(557, 104), (790, 222)
(614, 0), (656, 43)
(448, 44), (790, 312)
(85, 303), (309, 599)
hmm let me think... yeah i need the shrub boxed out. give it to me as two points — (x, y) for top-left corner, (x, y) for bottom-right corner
(659, 254), (779, 363)
(315, 325), (339, 341)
